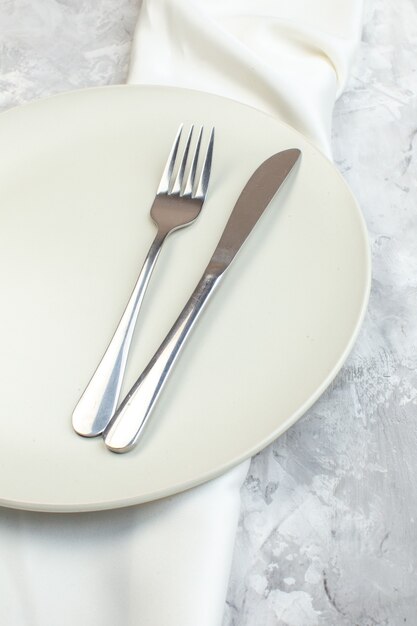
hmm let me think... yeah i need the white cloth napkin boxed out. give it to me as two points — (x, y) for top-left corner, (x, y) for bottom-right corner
(129, 0), (363, 157)
(0, 1), (363, 625)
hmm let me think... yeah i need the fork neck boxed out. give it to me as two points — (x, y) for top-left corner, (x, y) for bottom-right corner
(152, 226), (171, 249)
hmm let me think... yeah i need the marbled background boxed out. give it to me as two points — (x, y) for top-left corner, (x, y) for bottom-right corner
(1, 1), (416, 624)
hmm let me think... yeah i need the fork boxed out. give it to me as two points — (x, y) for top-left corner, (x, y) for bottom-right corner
(72, 124), (215, 437)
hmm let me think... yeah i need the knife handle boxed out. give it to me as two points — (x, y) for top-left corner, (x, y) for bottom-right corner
(103, 270), (222, 452)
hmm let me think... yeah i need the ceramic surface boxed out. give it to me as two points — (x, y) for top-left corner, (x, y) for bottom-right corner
(0, 85), (369, 511)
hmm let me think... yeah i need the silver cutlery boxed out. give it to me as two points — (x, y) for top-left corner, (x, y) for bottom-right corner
(72, 124), (215, 437)
(104, 148), (301, 453)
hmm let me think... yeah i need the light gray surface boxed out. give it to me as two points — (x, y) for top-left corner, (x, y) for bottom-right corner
(1, 1), (415, 624)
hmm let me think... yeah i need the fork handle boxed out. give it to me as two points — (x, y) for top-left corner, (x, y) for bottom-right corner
(103, 270), (222, 452)
(72, 228), (168, 437)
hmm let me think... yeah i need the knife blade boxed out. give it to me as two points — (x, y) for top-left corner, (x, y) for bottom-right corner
(104, 148), (301, 453)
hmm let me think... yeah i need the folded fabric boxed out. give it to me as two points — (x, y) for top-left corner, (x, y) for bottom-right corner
(129, 0), (363, 156)
(0, 462), (248, 626)
(0, 1), (363, 625)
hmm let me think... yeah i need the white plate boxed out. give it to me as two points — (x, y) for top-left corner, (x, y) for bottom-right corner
(0, 86), (370, 511)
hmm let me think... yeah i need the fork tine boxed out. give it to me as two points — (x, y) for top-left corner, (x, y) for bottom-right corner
(156, 123), (183, 195)
(171, 125), (194, 195)
(194, 127), (215, 200)
(183, 126), (203, 198)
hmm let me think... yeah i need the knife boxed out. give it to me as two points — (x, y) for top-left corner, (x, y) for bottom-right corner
(104, 148), (301, 453)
